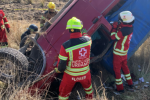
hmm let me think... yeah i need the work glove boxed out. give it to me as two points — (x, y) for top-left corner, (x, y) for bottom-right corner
(7, 28), (10, 33)
(112, 22), (118, 29)
(54, 68), (61, 73)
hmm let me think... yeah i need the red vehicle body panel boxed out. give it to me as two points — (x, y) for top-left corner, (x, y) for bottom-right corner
(30, 0), (120, 93)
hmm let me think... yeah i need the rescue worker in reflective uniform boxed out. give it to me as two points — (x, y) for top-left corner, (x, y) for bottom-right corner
(54, 17), (93, 100)
(40, 2), (58, 29)
(110, 11), (135, 92)
(0, 10), (10, 47)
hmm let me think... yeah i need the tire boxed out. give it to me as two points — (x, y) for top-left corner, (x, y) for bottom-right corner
(0, 47), (29, 83)
(20, 34), (35, 48)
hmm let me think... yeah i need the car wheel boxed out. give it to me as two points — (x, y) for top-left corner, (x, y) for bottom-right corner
(0, 47), (29, 83)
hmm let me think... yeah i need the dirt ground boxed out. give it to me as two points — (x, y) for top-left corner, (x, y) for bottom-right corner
(0, 0), (67, 21)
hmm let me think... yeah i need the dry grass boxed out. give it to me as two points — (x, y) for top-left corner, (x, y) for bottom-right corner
(7, 20), (40, 49)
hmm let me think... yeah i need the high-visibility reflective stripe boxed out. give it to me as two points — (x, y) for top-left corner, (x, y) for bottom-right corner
(66, 65), (89, 72)
(72, 25), (82, 27)
(111, 32), (116, 36)
(59, 54), (68, 60)
(126, 76), (131, 80)
(113, 50), (126, 56)
(121, 36), (128, 51)
(59, 96), (69, 100)
(3, 16), (6, 18)
(66, 41), (91, 52)
(116, 81), (123, 85)
(124, 73), (130, 77)
(64, 68), (89, 76)
(1, 25), (5, 29)
(0, 45), (8, 48)
(66, 25), (82, 28)
(4, 22), (8, 24)
(85, 89), (93, 94)
(69, 51), (73, 61)
(84, 84), (92, 91)
(41, 16), (46, 20)
(67, 25), (70, 27)
(116, 78), (122, 82)
(115, 33), (120, 40)
(113, 42), (117, 50)
(114, 48), (128, 53)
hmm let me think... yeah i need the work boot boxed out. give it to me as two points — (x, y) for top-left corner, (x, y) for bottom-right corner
(128, 84), (134, 89)
(115, 89), (125, 93)
(127, 84), (134, 92)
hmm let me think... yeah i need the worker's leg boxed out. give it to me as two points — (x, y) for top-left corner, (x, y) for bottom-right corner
(80, 71), (93, 100)
(113, 54), (124, 91)
(59, 73), (75, 100)
(121, 57), (133, 85)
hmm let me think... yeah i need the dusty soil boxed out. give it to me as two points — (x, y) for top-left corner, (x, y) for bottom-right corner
(0, 0), (68, 21)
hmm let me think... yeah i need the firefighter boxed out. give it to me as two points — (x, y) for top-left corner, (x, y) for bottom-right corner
(54, 17), (93, 100)
(110, 11), (135, 92)
(20, 24), (38, 48)
(0, 10), (10, 47)
(40, 2), (58, 29)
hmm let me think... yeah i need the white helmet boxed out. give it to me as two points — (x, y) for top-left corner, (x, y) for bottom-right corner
(119, 11), (135, 23)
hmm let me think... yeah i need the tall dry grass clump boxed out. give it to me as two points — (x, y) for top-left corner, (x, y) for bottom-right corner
(7, 20), (39, 49)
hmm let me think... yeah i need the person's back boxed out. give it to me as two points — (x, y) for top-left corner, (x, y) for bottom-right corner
(55, 17), (93, 100)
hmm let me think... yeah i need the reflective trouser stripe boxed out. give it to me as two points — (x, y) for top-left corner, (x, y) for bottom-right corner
(116, 81), (123, 85)
(84, 84), (93, 94)
(1, 25), (5, 29)
(4, 22), (8, 24)
(116, 78), (122, 81)
(116, 78), (123, 85)
(84, 84), (92, 91)
(126, 76), (131, 80)
(64, 68), (89, 76)
(125, 73), (132, 80)
(85, 89), (93, 94)
(124, 73), (130, 77)
(3, 16), (6, 18)
(59, 96), (69, 100)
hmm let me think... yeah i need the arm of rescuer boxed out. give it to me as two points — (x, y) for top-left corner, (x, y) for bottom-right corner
(54, 45), (68, 73)
(40, 11), (48, 28)
(2, 11), (10, 33)
(110, 22), (123, 41)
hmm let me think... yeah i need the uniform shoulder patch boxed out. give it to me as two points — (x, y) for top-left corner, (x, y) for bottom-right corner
(121, 27), (133, 36)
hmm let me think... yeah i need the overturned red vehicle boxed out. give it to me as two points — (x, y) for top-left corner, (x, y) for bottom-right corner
(0, 0), (125, 97)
